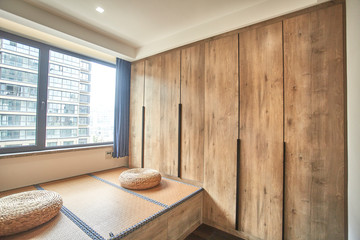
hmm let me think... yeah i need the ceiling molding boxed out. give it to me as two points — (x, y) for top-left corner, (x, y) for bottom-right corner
(0, 0), (329, 61)
(0, 0), (135, 61)
(136, 0), (322, 59)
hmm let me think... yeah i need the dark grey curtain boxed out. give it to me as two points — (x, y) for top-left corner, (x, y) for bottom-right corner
(113, 58), (131, 158)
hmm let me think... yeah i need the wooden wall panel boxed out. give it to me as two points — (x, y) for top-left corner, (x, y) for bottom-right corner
(160, 50), (180, 176)
(181, 43), (205, 182)
(284, 5), (345, 240)
(144, 55), (162, 171)
(204, 34), (238, 229)
(239, 22), (284, 240)
(129, 61), (145, 168)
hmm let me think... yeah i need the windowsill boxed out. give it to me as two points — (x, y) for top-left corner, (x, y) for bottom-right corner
(0, 144), (113, 159)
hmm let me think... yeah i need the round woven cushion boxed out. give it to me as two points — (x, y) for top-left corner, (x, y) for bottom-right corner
(0, 190), (63, 236)
(119, 168), (161, 190)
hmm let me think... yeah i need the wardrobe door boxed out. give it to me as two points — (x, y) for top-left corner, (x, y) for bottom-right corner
(129, 61), (145, 168)
(239, 22), (284, 240)
(284, 5), (345, 240)
(204, 34), (238, 229)
(144, 55), (162, 170)
(160, 50), (180, 176)
(181, 43), (205, 182)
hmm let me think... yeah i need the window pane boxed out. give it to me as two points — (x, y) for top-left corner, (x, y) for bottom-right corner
(46, 50), (115, 146)
(0, 39), (38, 148)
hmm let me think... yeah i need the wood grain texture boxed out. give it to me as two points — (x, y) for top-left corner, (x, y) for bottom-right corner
(203, 34), (238, 230)
(144, 55), (162, 171)
(122, 213), (168, 240)
(129, 61), (144, 168)
(283, 5), (345, 240)
(144, 51), (180, 176)
(239, 22), (284, 240)
(181, 43), (205, 182)
(123, 192), (203, 240)
(160, 50), (180, 176)
(168, 192), (203, 240)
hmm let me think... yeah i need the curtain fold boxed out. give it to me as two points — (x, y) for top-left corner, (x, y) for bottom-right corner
(113, 58), (131, 158)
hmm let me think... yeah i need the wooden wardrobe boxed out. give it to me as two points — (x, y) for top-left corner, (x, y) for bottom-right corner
(129, 2), (346, 240)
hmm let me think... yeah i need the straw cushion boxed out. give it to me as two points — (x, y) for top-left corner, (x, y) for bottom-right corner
(0, 190), (63, 236)
(119, 168), (162, 190)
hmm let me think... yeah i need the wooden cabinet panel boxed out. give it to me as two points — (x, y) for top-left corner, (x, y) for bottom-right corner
(284, 5), (345, 240)
(239, 22), (284, 240)
(204, 34), (238, 229)
(160, 50), (180, 176)
(144, 55), (162, 171)
(144, 51), (180, 176)
(129, 61), (145, 168)
(181, 43), (205, 182)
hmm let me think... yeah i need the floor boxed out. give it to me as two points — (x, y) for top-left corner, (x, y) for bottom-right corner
(186, 224), (244, 240)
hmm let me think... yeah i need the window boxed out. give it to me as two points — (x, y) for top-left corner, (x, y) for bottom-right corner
(0, 114), (36, 126)
(0, 99), (36, 112)
(0, 33), (116, 153)
(80, 83), (90, 93)
(0, 83), (37, 98)
(79, 105), (90, 114)
(49, 63), (80, 79)
(0, 68), (38, 85)
(0, 129), (35, 141)
(0, 37), (38, 149)
(47, 116), (77, 127)
(79, 117), (89, 125)
(46, 142), (57, 147)
(79, 94), (90, 103)
(47, 103), (78, 114)
(49, 77), (79, 91)
(78, 128), (89, 137)
(1, 52), (38, 70)
(63, 140), (74, 146)
(78, 138), (87, 144)
(48, 90), (79, 102)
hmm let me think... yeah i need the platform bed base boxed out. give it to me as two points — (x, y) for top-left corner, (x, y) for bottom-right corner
(0, 168), (203, 240)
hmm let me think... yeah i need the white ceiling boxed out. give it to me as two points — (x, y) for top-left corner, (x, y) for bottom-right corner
(0, 0), (325, 61)
(26, 0), (265, 48)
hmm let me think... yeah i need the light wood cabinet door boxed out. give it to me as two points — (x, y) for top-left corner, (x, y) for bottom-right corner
(144, 51), (180, 176)
(204, 34), (238, 229)
(181, 43), (205, 183)
(129, 60), (145, 168)
(160, 50), (180, 176)
(144, 55), (162, 171)
(283, 5), (345, 240)
(239, 22), (284, 240)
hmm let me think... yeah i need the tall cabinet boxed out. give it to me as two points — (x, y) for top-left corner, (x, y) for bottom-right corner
(144, 51), (180, 176)
(239, 22), (284, 240)
(181, 43), (205, 182)
(284, 5), (345, 240)
(203, 34), (239, 229)
(129, 60), (144, 168)
(129, 3), (345, 240)
(143, 55), (162, 171)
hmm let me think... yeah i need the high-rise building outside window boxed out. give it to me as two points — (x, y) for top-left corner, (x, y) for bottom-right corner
(0, 34), (116, 153)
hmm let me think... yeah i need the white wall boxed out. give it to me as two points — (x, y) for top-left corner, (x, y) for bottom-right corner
(0, 146), (128, 191)
(346, 0), (360, 239)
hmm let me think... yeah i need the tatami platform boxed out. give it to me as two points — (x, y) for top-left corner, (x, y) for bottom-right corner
(0, 168), (203, 240)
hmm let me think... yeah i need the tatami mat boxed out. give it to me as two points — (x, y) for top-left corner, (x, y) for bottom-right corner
(0, 167), (203, 240)
(2, 212), (91, 240)
(92, 168), (201, 207)
(0, 185), (93, 240)
(39, 174), (164, 238)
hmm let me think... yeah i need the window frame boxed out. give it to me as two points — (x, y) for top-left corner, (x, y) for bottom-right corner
(0, 30), (116, 154)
